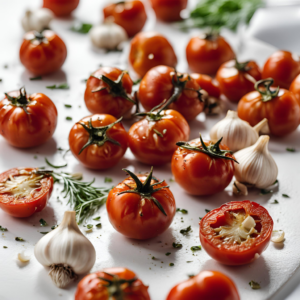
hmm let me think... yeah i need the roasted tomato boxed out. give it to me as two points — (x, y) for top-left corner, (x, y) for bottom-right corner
(43, 0), (79, 17)
(75, 267), (150, 300)
(216, 59), (261, 103)
(0, 168), (53, 218)
(262, 50), (300, 89)
(150, 0), (188, 22)
(103, 0), (147, 37)
(289, 74), (300, 116)
(166, 270), (240, 300)
(238, 78), (300, 136)
(186, 33), (235, 75)
(138, 66), (205, 121)
(69, 114), (128, 170)
(0, 88), (57, 148)
(171, 135), (236, 196)
(106, 168), (176, 239)
(129, 32), (177, 78)
(200, 201), (273, 265)
(20, 30), (67, 76)
(129, 109), (190, 165)
(84, 67), (135, 118)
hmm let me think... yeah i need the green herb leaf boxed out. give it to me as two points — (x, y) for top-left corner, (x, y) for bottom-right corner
(96, 223), (102, 228)
(93, 216), (101, 221)
(180, 226), (192, 236)
(205, 209), (211, 213)
(176, 208), (188, 214)
(15, 237), (25, 241)
(40, 232), (49, 234)
(152, 256), (156, 260)
(0, 226), (7, 232)
(3, 246), (7, 248)
(260, 189), (273, 195)
(71, 22), (93, 34)
(133, 79), (142, 85)
(249, 280), (261, 290)
(282, 194), (290, 198)
(199, 217), (202, 220)
(46, 83), (69, 90)
(64, 104), (72, 108)
(165, 252), (171, 256)
(87, 224), (93, 229)
(169, 263), (174, 266)
(191, 245), (202, 251)
(30, 76), (42, 81)
(186, 261), (193, 263)
(286, 148), (296, 152)
(66, 116), (73, 121)
(271, 200), (279, 204)
(45, 158), (67, 169)
(273, 179), (278, 184)
(104, 177), (113, 183)
(39, 219), (48, 227)
(172, 242), (183, 249)
(51, 225), (58, 230)
(0, 79), (2, 82)
(169, 178), (175, 182)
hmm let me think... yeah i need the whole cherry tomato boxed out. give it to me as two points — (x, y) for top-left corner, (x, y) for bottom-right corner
(106, 167), (176, 239)
(69, 114), (128, 170)
(150, 0), (188, 22)
(75, 267), (150, 300)
(20, 30), (67, 76)
(84, 67), (135, 118)
(0, 88), (57, 148)
(129, 32), (177, 78)
(103, 1), (147, 37)
(166, 270), (240, 300)
(262, 50), (300, 89)
(190, 73), (220, 99)
(43, 0), (79, 17)
(138, 66), (205, 121)
(0, 168), (53, 218)
(216, 59), (261, 102)
(129, 109), (190, 165)
(238, 78), (300, 136)
(289, 74), (300, 120)
(171, 135), (236, 195)
(200, 201), (273, 265)
(186, 33), (235, 75)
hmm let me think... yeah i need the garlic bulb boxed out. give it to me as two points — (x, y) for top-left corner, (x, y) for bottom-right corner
(34, 211), (96, 288)
(21, 8), (54, 32)
(234, 135), (278, 189)
(210, 110), (268, 152)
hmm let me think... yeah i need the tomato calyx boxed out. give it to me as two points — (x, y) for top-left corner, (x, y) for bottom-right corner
(234, 58), (251, 72)
(199, 30), (220, 41)
(119, 167), (168, 216)
(5, 87), (31, 114)
(255, 78), (280, 102)
(135, 102), (166, 122)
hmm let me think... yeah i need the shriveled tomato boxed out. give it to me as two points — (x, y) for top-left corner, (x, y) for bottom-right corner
(262, 50), (300, 89)
(0, 87), (57, 148)
(129, 109), (190, 165)
(69, 114), (128, 170)
(0, 168), (53, 218)
(238, 78), (300, 136)
(216, 59), (261, 102)
(84, 67), (135, 118)
(166, 270), (240, 300)
(171, 135), (236, 195)
(289, 74), (300, 119)
(138, 66), (205, 121)
(129, 32), (177, 78)
(200, 201), (273, 265)
(190, 73), (220, 99)
(20, 30), (67, 76)
(103, 1), (147, 37)
(43, 0), (79, 17)
(106, 167), (176, 239)
(186, 33), (235, 75)
(75, 267), (150, 300)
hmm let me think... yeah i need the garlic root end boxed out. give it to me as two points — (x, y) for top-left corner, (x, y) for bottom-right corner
(49, 264), (78, 288)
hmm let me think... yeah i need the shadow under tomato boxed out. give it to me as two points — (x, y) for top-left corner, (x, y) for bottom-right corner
(20, 69), (67, 86)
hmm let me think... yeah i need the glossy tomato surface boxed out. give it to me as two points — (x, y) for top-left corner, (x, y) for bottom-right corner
(129, 32), (177, 78)
(0, 168), (53, 218)
(289, 74), (300, 120)
(166, 270), (240, 300)
(20, 30), (67, 76)
(43, 0), (79, 16)
(200, 201), (273, 265)
(190, 73), (220, 98)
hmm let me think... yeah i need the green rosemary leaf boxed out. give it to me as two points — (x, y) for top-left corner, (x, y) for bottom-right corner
(96, 223), (102, 228)
(176, 208), (188, 214)
(249, 280), (261, 289)
(205, 209), (211, 213)
(172, 242), (183, 249)
(93, 216), (101, 221)
(66, 116), (72, 120)
(169, 178), (175, 182)
(260, 189), (273, 195)
(71, 22), (93, 34)
(45, 158), (67, 169)
(180, 226), (192, 235)
(282, 194), (290, 198)
(104, 177), (113, 183)
(30, 76), (42, 80)
(64, 104), (72, 108)
(15, 237), (25, 241)
(39, 219), (48, 227)
(51, 225), (58, 230)
(87, 224), (93, 229)
(169, 263), (174, 266)
(286, 148), (296, 152)
(3, 246), (7, 248)
(191, 245), (202, 251)
(271, 200), (279, 204)
(46, 83), (69, 90)
(165, 252), (171, 256)
(0, 226), (8, 232)
(40, 232), (49, 234)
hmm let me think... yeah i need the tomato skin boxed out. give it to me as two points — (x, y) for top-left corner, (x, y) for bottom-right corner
(84, 67), (134, 118)
(216, 60), (261, 102)
(262, 50), (300, 89)
(200, 201), (273, 266)
(129, 32), (177, 78)
(289, 74), (300, 122)
(20, 30), (67, 76)
(128, 109), (190, 165)
(166, 270), (240, 300)
(103, 1), (147, 37)
(190, 73), (220, 98)
(186, 35), (235, 75)
(69, 114), (128, 170)
(0, 168), (53, 218)
(43, 0), (79, 16)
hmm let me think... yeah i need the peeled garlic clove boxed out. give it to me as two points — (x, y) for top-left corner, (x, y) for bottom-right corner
(21, 8), (54, 32)
(271, 230), (285, 243)
(18, 251), (30, 262)
(242, 215), (256, 230)
(233, 181), (248, 196)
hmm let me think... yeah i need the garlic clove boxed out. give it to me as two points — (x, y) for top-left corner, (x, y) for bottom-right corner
(242, 215), (256, 230)
(18, 251), (30, 262)
(271, 230), (285, 243)
(233, 181), (248, 196)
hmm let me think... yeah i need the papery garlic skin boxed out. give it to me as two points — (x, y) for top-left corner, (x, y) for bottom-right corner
(21, 8), (54, 32)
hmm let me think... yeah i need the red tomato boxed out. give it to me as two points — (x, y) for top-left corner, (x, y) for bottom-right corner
(138, 66), (205, 121)
(262, 50), (300, 89)
(84, 67), (135, 118)
(238, 78), (300, 136)
(0, 88), (57, 148)
(289, 74), (300, 119)
(20, 30), (67, 76)
(69, 114), (128, 170)
(216, 60), (262, 102)
(129, 109), (190, 165)
(150, 0), (188, 22)
(186, 34), (235, 75)
(200, 201), (273, 265)
(190, 73), (220, 98)
(103, 1), (147, 37)
(43, 0), (79, 16)
(166, 270), (240, 300)
(75, 267), (150, 300)
(129, 32), (177, 78)
(0, 168), (53, 218)
(171, 136), (236, 195)
(106, 168), (176, 239)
